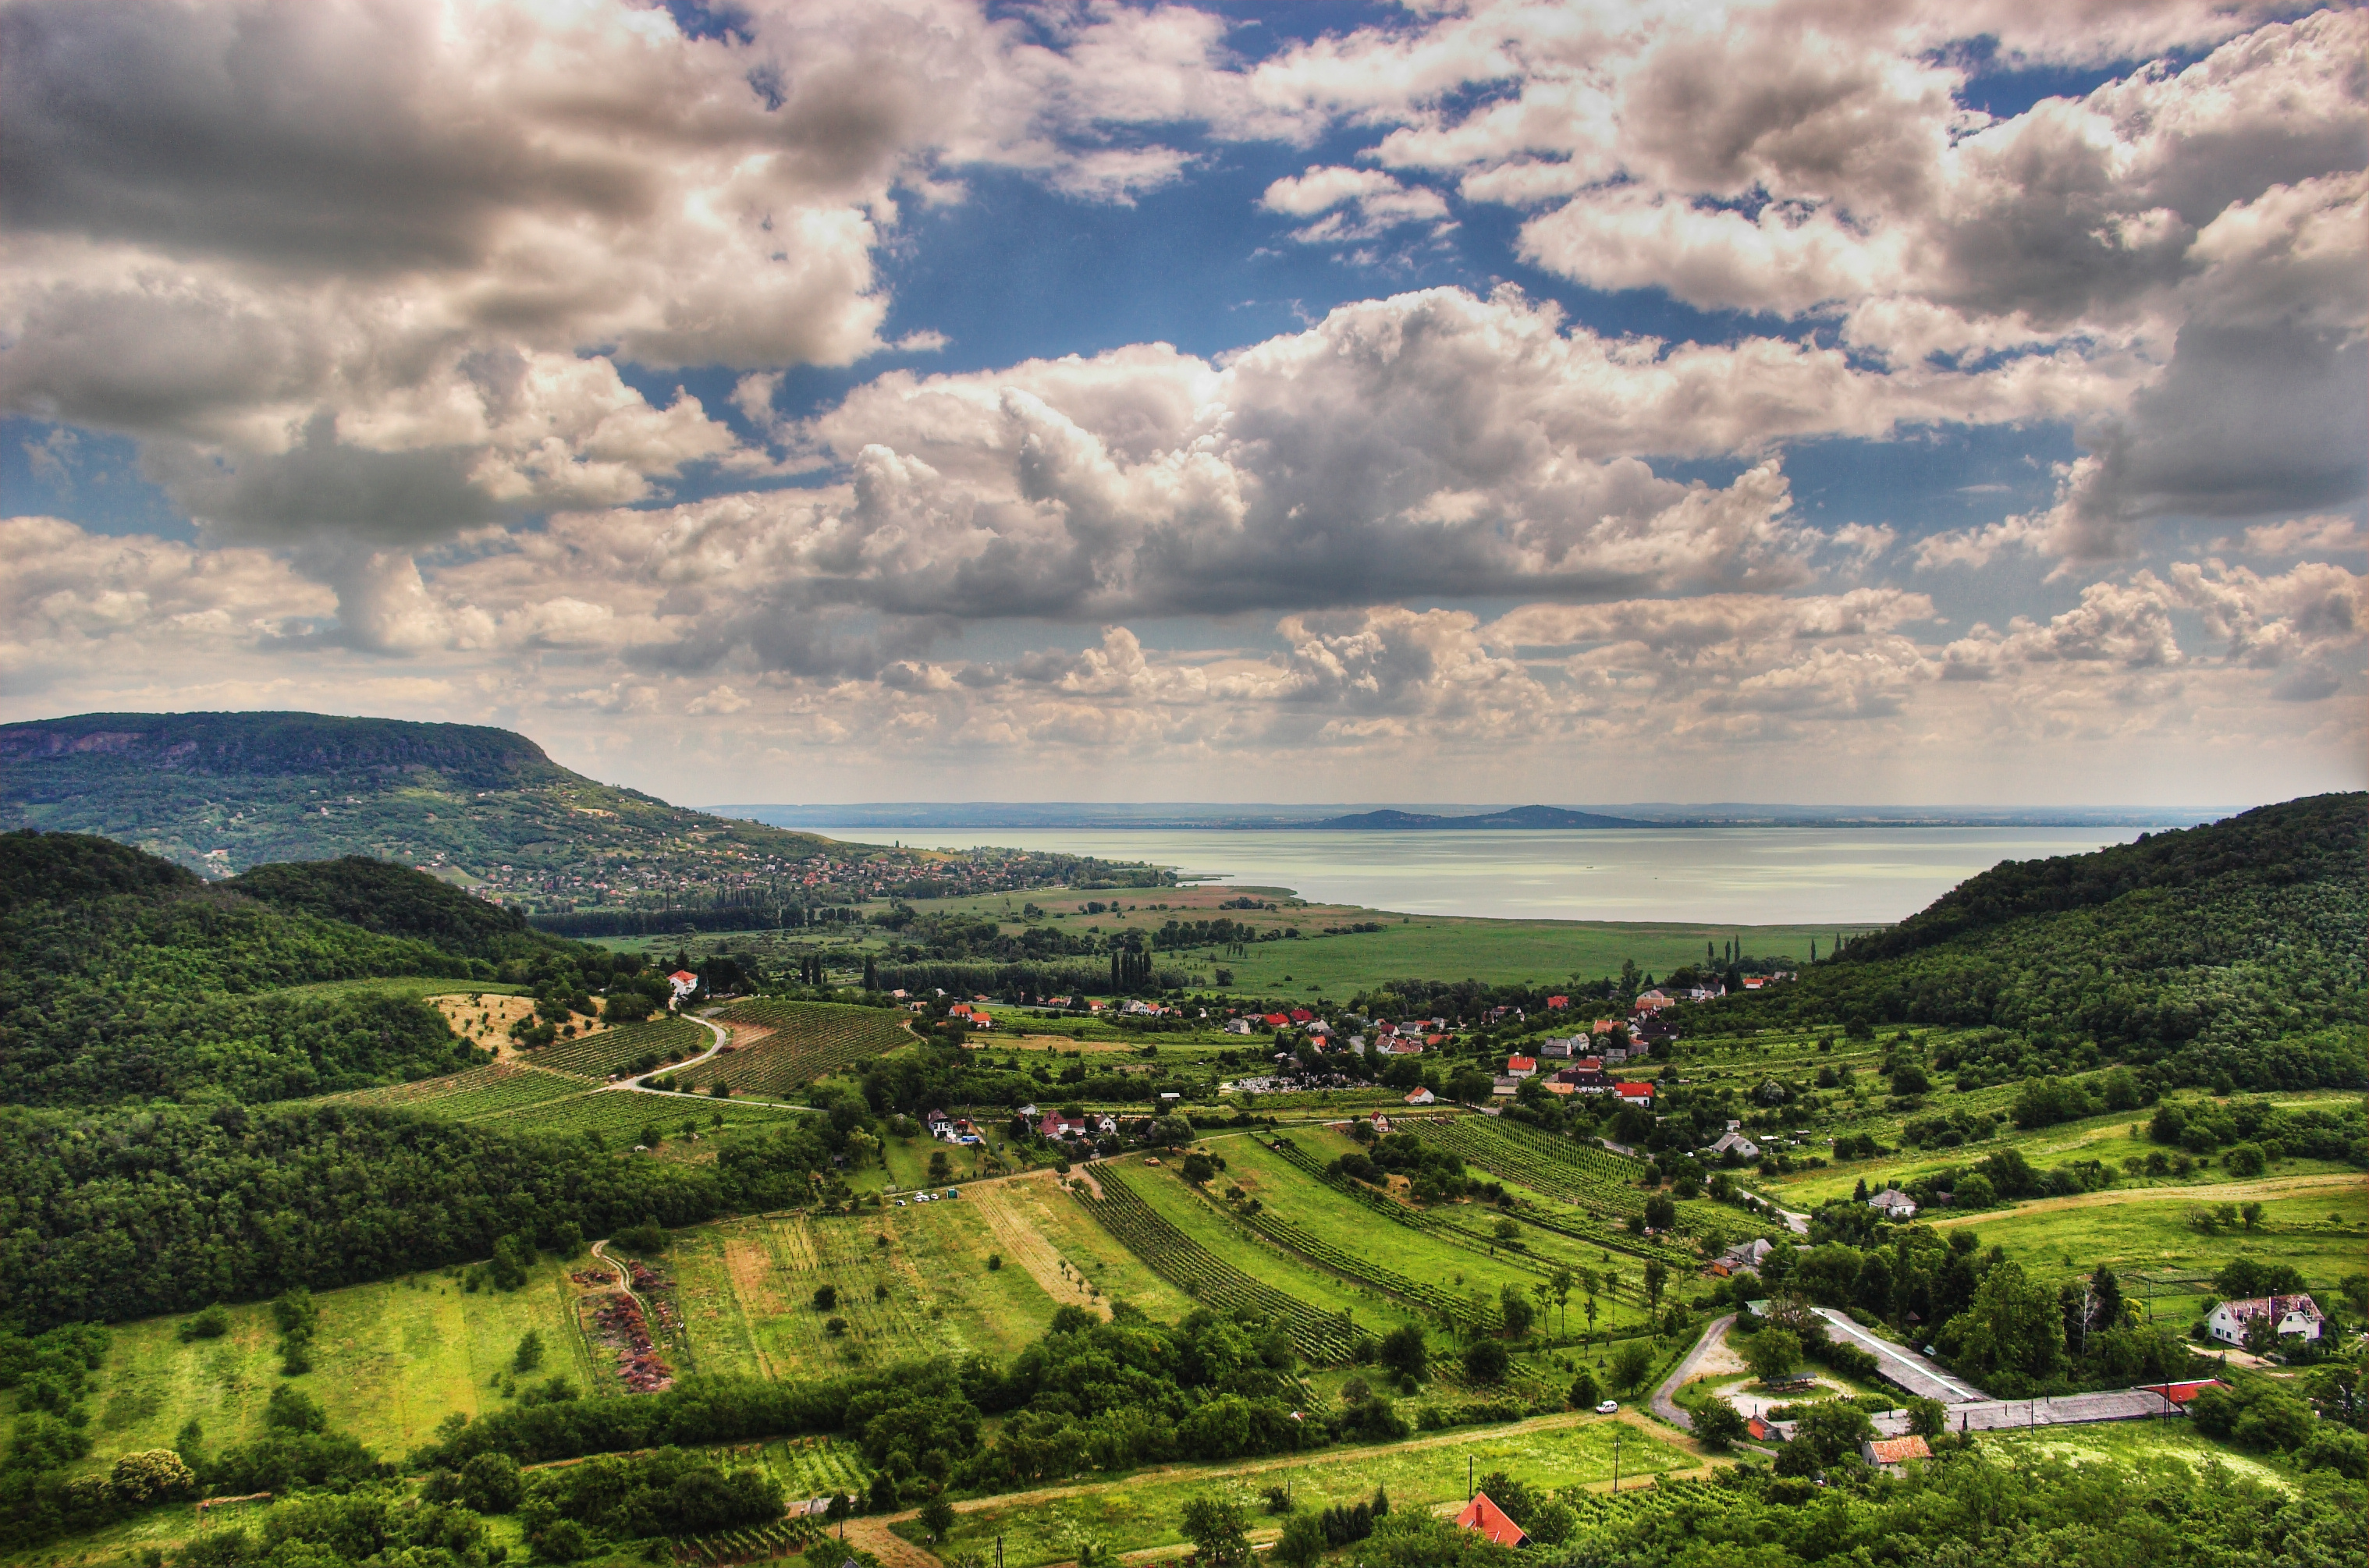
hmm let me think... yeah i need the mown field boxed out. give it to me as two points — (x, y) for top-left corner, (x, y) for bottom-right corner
(907, 1412), (1692, 1567)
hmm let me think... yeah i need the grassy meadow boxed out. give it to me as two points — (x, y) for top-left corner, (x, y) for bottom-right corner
(62, 1259), (597, 1475)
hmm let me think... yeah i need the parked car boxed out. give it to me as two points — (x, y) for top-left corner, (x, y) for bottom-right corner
(1595, 1400), (1619, 1414)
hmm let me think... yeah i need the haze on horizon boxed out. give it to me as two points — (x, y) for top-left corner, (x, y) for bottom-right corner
(2, 0), (2364, 811)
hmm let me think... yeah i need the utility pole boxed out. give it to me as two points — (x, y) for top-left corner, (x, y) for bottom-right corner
(1612, 1428), (1623, 1495)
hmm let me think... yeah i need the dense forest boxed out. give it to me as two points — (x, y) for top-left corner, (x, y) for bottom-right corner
(1692, 793), (2367, 1089)
(0, 835), (621, 1106)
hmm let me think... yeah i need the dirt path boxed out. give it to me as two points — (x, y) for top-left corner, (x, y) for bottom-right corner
(836, 1516), (943, 1568)
(968, 1173), (1110, 1318)
(603, 1013), (729, 1094)
(1926, 1170), (2364, 1226)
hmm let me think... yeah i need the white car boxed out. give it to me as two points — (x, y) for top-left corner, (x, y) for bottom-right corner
(1595, 1400), (1619, 1414)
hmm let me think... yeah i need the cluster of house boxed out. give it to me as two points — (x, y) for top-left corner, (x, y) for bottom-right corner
(2206, 1293), (2325, 1346)
(1029, 1105), (1124, 1143)
(946, 1001), (995, 1028)
(1497, 1048), (1656, 1104)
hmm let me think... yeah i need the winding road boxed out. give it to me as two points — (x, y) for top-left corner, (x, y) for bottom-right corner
(1650, 1313), (1736, 1432)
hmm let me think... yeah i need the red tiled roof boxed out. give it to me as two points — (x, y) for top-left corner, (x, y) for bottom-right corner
(1864, 1435), (1931, 1466)
(1453, 1494), (1529, 1548)
(1615, 1081), (1655, 1096)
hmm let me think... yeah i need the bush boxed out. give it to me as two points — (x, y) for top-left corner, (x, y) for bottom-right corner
(178, 1305), (231, 1343)
(108, 1449), (196, 1506)
(1568, 1368), (1598, 1410)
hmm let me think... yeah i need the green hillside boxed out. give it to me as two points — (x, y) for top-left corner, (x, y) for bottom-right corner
(0, 711), (1173, 921)
(1692, 792), (2367, 1090)
(0, 832), (588, 1107)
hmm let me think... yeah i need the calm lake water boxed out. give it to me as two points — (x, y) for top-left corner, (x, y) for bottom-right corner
(811, 825), (2146, 926)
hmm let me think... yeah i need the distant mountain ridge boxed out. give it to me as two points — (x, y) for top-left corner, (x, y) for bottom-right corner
(0, 709), (849, 886)
(1310, 804), (1653, 830)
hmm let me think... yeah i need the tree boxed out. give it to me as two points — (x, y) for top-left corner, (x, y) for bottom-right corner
(918, 1494), (956, 1541)
(1643, 1261), (1669, 1317)
(1550, 1268), (1575, 1335)
(458, 1451), (524, 1513)
(1795, 1399), (1875, 1465)
(1377, 1324), (1427, 1381)
(812, 1284), (838, 1311)
(513, 1330), (545, 1375)
(1463, 1339), (1511, 1382)
(1273, 1511), (1326, 1568)
(928, 1150), (953, 1184)
(1939, 1260), (2067, 1385)
(109, 1449), (196, 1505)
(1499, 1284), (1536, 1336)
(1743, 1326), (1802, 1385)
(1904, 1397), (1947, 1438)
(1691, 1399), (1747, 1450)
(1181, 1495), (1251, 1567)
(1611, 1338), (1654, 1393)
(1181, 1152), (1217, 1185)
(1568, 1368), (1599, 1410)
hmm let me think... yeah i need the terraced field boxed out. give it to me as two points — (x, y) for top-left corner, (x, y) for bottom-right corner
(707, 1000), (914, 1095)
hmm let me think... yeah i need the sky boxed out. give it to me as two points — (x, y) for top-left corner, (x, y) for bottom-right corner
(2, 0), (2364, 809)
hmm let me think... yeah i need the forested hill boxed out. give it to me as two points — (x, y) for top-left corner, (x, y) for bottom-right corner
(1835, 792), (2366, 964)
(0, 832), (585, 1106)
(0, 708), (852, 885)
(1696, 792), (2367, 1091)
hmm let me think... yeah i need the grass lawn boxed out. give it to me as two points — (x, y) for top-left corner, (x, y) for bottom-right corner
(253, 977), (531, 1004)
(62, 1258), (597, 1480)
(966, 1173), (1199, 1321)
(908, 1413), (1692, 1566)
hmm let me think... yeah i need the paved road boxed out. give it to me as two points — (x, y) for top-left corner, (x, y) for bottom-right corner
(1650, 1313), (1736, 1432)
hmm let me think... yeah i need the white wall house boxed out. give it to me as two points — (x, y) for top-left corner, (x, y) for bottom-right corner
(2207, 1294), (2323, 1346)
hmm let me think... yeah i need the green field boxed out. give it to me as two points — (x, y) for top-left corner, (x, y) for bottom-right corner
(706, 1000), (915, 1096)
(909, 1413), (1691, 1566)
(663, 1198), (1069, 1380)
(1922, 1176), (2367, 1320)
(1755, 1091), (2367, 1208)
(602, 883), (1856, 999)
(46, 1259), (597, 1483)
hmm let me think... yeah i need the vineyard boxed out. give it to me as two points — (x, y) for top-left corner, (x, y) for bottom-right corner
(473, 1086), (809, 1141)
(773, 1437), (872, 1502)
(1074, 1165), (1365, 1362)
(325, 1062), (583, 1119)
(1405, 1116), (1760, 1241)
(705, 1000), (914, 1095)
(672, 1518), (820, 1566)
(530, 1016), (709, 1080)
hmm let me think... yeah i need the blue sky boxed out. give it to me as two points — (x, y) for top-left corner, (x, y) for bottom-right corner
(1, 0), (2362, 807)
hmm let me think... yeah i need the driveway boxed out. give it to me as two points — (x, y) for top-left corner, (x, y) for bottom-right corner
(1650, 1313), (1735, 1432)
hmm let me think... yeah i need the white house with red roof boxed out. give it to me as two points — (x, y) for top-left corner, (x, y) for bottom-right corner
(1403, 1087), (1436, 1105)
(1614, 1080), (1655, 1105)
(1505, 1055), (1538, 1077)
(666, 970), (699, 1001)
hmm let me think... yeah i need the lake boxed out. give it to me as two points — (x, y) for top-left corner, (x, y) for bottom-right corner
(804, 825), (2145, 926)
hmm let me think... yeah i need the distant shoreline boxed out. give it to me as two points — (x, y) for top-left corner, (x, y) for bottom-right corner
(710, 802), (2228, 833)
